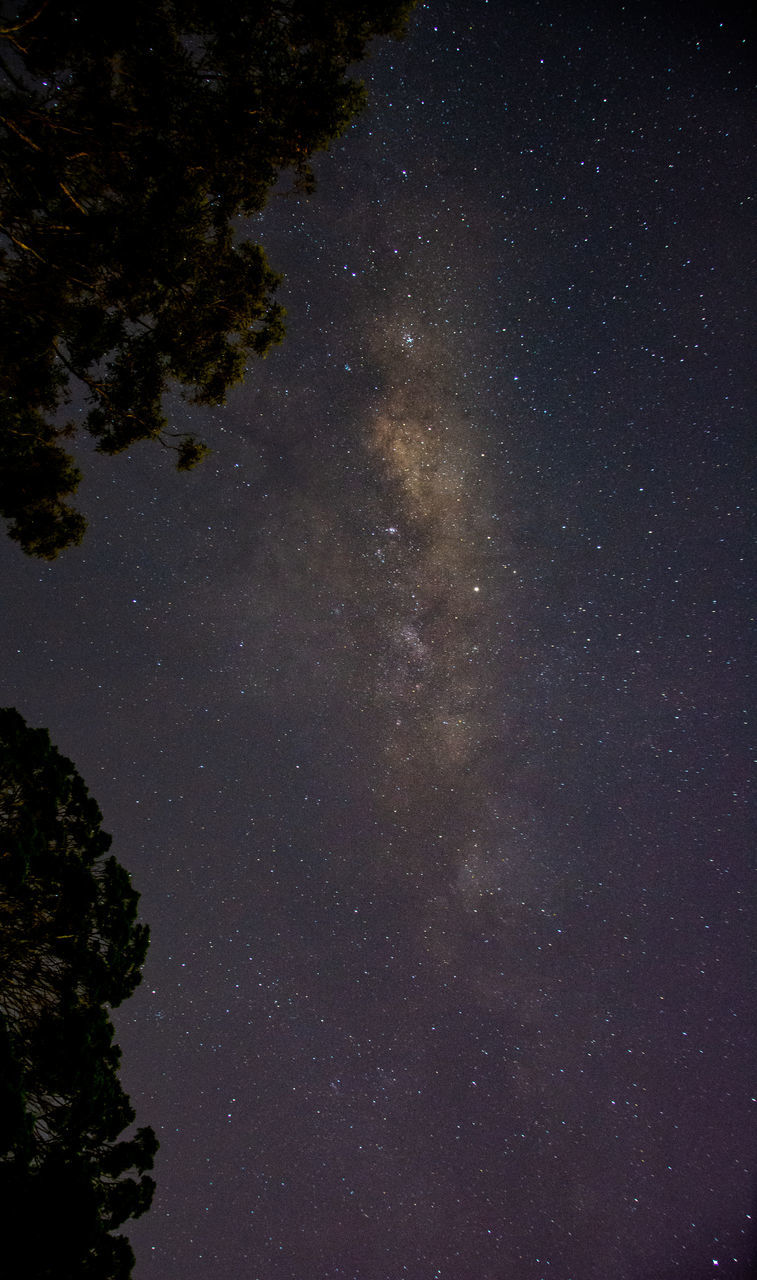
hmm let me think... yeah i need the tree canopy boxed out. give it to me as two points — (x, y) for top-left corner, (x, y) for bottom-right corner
(0, 707), (156, 1279)
(0, 0), (416, 557)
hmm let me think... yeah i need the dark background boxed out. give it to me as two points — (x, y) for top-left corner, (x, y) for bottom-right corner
(1, 2), (754, 1276)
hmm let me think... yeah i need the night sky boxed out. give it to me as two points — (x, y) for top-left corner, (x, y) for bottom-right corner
(1, 2), (755, 1277)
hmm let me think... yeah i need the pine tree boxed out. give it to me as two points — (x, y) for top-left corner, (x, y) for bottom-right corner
(0, 707), (156, 1279)
(0, 0), (416, 555)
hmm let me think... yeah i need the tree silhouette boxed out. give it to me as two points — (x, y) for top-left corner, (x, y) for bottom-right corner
(0, 707), (156, 1279)
(0, 0), (416, 556)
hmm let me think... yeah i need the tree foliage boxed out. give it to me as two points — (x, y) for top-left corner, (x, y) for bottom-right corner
(0, 707), (156, 1279)
(0, 0), (416, 557)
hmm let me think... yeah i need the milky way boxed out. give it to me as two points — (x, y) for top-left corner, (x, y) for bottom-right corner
(1, 2), (753, 1276)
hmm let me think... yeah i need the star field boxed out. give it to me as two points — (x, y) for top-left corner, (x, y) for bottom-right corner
(0, 2), (753, 1277)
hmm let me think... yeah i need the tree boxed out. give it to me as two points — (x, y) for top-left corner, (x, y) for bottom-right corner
(0, 0), (416, 557)
(0, 707), (157, 1279)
